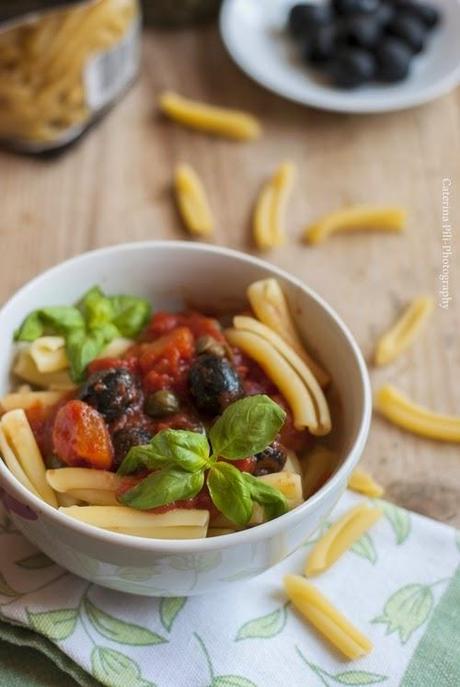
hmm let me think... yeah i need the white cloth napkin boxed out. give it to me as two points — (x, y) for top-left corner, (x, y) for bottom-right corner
(1, 490), (459, 687)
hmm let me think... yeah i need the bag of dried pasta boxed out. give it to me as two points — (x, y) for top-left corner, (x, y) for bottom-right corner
(0, 0), (141, 153)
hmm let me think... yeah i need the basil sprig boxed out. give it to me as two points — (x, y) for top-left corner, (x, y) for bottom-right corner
(14, 286), (151, 382)
(118, 394), (289, 527)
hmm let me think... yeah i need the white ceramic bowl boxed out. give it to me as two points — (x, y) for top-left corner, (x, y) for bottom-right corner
(0, 242), (371, 596)
(220, 0), (460, 114)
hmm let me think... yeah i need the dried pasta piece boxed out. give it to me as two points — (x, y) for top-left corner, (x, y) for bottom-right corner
(1, 409), (58, 507)
(0, 427), (41, 498)
(374, 296), (434, 366)
(225, 328), (318, 431)
(302, 446), (337, 499)
(253, 161), (296, 249)
(159, 91), (261, 140)
(175, 163), (213, 237)
(46, 468), (125, 493)
(30, 336), (68, 373)
(60, 506), (210, 530)
(247, 278), (329, 387)
(0, 390), (66, 413)
(66, 489), (119, 506)
(305, 504), (382, 576)
(375, 384), (460, 443)
(233, 315), (331, 434)
(304, 205), (406, 245)
(348, 469), (384, 498)
(284, 575), (373, 660)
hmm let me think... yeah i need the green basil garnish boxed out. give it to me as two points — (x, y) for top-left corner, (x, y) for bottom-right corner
(207, 462), (253, 528)
(118, 429), (210, 476)
(119, 468), (204, 510)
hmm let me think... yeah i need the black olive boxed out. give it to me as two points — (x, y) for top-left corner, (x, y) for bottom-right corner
(338, 14), (382, 49)
(144, 390), (180, 418)
(189, 354), (243, 415)
(386, 12), (427, 53)
(396, 0), (440, 28)
(376, 37), (412, 81)
(329, 47), (376, 87)
(374, 2), (396, 27)
(79, 368), (142, 421)
(304, 25), (337, 65)
(288, 3), (332, 38)
(333, 0), (379, 16)
(112, 426), (152, 468)
(254, 441), (287, 477)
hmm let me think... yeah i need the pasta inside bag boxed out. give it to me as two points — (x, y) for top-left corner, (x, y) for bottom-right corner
(0, 0), (141, 152)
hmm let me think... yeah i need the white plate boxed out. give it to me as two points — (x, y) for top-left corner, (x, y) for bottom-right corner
(219, 0), (460, 113)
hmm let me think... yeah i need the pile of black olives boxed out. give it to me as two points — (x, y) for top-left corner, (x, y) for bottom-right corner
(287, 0), (441, 88)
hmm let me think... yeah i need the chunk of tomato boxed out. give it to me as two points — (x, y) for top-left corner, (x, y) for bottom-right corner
(52, 400), (113, 470)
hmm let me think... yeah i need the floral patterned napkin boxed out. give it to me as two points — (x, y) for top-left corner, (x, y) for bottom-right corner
(0, 490), (459, 687)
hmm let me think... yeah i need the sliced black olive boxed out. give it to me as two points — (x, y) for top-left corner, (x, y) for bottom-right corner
(374, 2), (396, 27)
(112, 426), (152, 468)
(195, 335), (227, 358)
(254, 441), (287, 477)
(333, 0), (379, 16)
(338, 14), (383, 50)
(189, 353), (243, 415)
(144, 390), (180, 418)
(79, 368), (142, 421)
(386, 12), (427, 53)
(329, 47), (376, 87)
(376, 37), (412, 82)
(288, 3), (332, 38)
(304, 25), (337, 65)
(396, 0), (441, 28)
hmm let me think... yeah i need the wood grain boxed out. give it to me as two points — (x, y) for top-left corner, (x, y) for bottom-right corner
(0, 26), (459, 523)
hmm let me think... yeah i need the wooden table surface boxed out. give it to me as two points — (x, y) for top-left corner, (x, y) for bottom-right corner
(1, 26), (459, 524)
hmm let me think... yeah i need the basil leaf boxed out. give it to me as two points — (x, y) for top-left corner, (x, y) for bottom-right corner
(119, 468), (204, 510)
(66, 329), (107, 382)
(14, 307), (84, 342)
(78, 286), (114, 330)
(118, 429), (210, 476)
(207, 462), (253, 527)
(242, 473), (288, 521)
(110, 295), (151, 338)
(209, 395), (286, 460)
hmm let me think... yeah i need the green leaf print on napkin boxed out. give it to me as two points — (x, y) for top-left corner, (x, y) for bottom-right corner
(27, 608), (79, 641)
(91, 647), (156, 687)
(16, 552), (54, 570)
(235, 603), (288, 640)
(195, 632), (257, 687)
(84, 598), (167, 645)
(350, 533), (377, 565)
(159, 597), (187, 632)
(373, 583), (433, 643)
(296, 647), (387, 686)
(379, 501), (411, 544)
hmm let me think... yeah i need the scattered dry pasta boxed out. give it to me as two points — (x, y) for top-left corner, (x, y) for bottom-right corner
(253, 161), (296, 249)
(348, 469), (384, 498)
(246, 278), (329, 387)
(374, 296), (434, 366)
(375, 384), (460, 443)
(304, 205), (406, 245)
(174, 163), (214, 236)
(159, 91), (261, 140)
(305, 503), (382, 576)
(284, 575), (373, 660)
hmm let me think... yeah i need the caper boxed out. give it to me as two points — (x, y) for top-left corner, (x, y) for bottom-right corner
(196, 335), (226, 358)
(144, 390), (180, 418)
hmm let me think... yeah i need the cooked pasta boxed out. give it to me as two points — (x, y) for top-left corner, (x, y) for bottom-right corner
(246, 278), (329, 387)
(0, 426), (41, 498)
(253, 162), (296, 249)
(108, 525), (208, 539)
(302, 445), (337, 499)
(233, 315), (331, 434)
(348, 469), (384, 498)
(174, 163), (214, 236)
(14, 350), (75, 390)
(374, 296), (434, 366)
(0, 390), (66, 413)
(0, 0), (138, 144)
(66, 489), (120, 506)
(283, 450), (302, 475)
(0, 409), (58, 507)
(96, 337), (134, 359)
(159, 91), (261, 140)
(304, 205), (406, 245)
(305, 503), (382, 576)
(46, 467), (124, 493)
(60, 505), (210, 530)
(30, 336), (68, 373)
(375, 384), (460, 443)
(284, 575), (373, 660)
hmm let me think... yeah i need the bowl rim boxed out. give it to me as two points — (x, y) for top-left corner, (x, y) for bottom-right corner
(0, 240), (372, 553)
